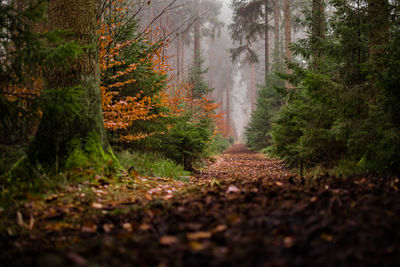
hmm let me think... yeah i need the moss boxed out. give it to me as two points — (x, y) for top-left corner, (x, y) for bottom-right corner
(65, 132), (122, 172)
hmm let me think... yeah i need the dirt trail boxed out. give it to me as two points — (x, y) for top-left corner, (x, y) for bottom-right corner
(1, 144), (400, 266)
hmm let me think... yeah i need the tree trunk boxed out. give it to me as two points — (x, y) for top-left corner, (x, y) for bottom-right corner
(283, 0), (291, 62)
(251, 63), (256, 112)
(283, 0), (292, 89)
(28, 0), (116, 171)
(194, 0), (201, 75)
(264, 0), (269, 85)
(225, 76), (231, 137)
(312, 0), (325, 66)
(367, 0), (389, 66)
(274, 0), (280, 64)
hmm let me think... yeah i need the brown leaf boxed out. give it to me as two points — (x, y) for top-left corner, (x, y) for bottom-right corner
(321, 233), (333, 242)
(187, 231), (212, 240)
(122, 222), (133, 232)
(139, 223), (151, 231)
(159, 235), (179, 245)
(189, 241), (206, 251)
(28, 214), (35, 230)
(226, 185), (240, 193)
(16, 211), (24, 227)
(283, 236), (295, 248)
(103, 224), (114, 233)
(213, 224), (227, 233)
(81, 221), (97, 233)
(91, 202), (103, 209)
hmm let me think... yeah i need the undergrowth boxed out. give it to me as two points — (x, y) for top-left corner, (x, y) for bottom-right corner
(115, 150), (190, 180)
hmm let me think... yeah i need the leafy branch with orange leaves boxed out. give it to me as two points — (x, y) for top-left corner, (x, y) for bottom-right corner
(98, 0), (175, 143)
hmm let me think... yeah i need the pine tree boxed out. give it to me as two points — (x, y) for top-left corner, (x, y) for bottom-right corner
(229, 0), (275, 85)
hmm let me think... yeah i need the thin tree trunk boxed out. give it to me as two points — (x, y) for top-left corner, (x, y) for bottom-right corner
(225, 78), (231, 137)
(283, 0), (292, 89)
(264, 0), (269, 85)
(251, 63), (256, 112)
(284, 0), (291, 61)
(177, 34), (181, 83)
(312, 0), (325, 66)
(274, 0), (280, 64)
(367, 0), (389, 65)
(28, 0), (114, 171)
(192, 0), (202, 95)
(181, 35), (185, 80)
(367, 0), (389, 100)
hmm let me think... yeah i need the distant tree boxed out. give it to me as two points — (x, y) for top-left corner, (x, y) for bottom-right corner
(229, 0), (274, 85)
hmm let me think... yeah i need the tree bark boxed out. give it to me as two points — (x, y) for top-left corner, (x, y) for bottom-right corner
(283, 0), (291, 62)
(312, 0), (325, 66)
(177, 34), (181, 83)
(274, 0), (280, 64)
(264, 0), (269, 85)
(194, 0), (201, 72)
(367, 0), (389, 66)
(28, 0), (115, 171)
(283, 0), (292, 89)
(251, 63), (256, 112)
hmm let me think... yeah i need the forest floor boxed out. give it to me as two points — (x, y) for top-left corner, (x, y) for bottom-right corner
(1, 144), (400, 266)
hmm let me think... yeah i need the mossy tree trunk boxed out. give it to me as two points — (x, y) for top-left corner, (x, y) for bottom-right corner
(28, 0), (115, 172)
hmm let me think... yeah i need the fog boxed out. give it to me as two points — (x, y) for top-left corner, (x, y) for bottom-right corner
(207, 0), (252, 141)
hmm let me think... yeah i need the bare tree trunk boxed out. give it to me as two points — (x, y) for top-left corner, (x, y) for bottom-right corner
(176, 34), (181, 83)
(283, 0), (292, 89)
(367, 0), (389, 99)
(194, 0), (201, 72)
(264, 0), (269, 85)
(274, 0), (280, 64)
(181, 35), (185, 80)
(283, 0), (291, 62)
(367, 0), (389, 64)
(225, 78), (231, 137)
(251, 63), (256, 112)
(312, 0), (325, 66)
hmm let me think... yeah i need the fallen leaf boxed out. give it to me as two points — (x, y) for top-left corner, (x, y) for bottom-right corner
(16, 211), (24, 227)
(159, 235), (179, 245)
(189, 241), (206, 251)
(46, 194), (58, 202)
(213, 224), (227, 233)
(187, 231), (212, 240)
(226, 185), (240, 193)
(140, 223), (151, 231)
(81, 221), (97, 233)
(283, 236), (295, 248)
(103, 224), (114, 233)
(28, 214), (35, 230)
(91, 202), (103, 209)
(321, 233), (333, 242)
(122, 222), (133, 232)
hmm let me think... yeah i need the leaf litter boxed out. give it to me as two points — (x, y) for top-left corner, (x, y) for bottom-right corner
(1, 144), (399, 266)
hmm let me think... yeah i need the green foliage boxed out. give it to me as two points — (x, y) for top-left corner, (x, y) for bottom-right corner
(207, 133), (233, 155)
(246, 72), (283, 151)
(162, 117), (213, 171)
(116, 150), (190, 180)
(65, 132), (120, 172)
(0, 145), (26, 176)
(268, 0), (400, 175)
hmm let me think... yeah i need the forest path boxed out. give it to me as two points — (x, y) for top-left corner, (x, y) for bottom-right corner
(1, 145), (400, 266)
